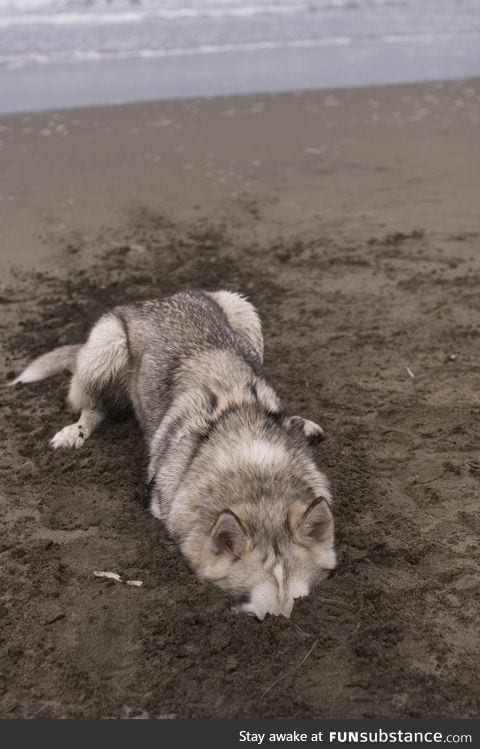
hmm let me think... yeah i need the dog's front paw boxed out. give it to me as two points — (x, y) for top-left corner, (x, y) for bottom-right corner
(50, 423), (86, 450)
(301, 419), (324, 441)
(285, 415), (324, 441)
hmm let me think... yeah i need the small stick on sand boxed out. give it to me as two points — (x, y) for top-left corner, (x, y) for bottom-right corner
(261, 639), (318, 699)
(405, 366), (415, 379)
(93, 571), (122, 582)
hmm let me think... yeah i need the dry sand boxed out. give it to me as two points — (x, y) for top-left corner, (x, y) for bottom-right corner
(1, 80), (479, 718)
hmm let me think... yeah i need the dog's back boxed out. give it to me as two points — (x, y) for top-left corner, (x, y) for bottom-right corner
(114, 290), (264, 440)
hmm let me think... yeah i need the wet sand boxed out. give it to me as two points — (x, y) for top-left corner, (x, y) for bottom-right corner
(1, 80), (480, 718)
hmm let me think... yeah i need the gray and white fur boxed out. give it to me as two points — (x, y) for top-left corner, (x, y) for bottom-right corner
(12, 290), (336, 619)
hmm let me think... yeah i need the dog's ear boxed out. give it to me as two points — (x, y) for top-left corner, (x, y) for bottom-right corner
(290, 498), (334, 545)
(209, 510), (248, 559)
(300, 498), (334, 543)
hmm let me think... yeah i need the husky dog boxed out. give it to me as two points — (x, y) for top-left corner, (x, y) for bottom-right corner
(12, 290), (336, 619)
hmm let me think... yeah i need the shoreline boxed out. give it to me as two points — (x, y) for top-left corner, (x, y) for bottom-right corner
(1, 35), (480, 115)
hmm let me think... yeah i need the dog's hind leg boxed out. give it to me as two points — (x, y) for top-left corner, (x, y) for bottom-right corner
(50, 370), (105, 449)
(50, 314), (129, 449)
(50, 401), (104, 449)
(207, 290), (264, 361)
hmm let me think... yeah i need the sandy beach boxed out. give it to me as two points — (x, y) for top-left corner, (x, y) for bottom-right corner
(1, 79), (480, 718)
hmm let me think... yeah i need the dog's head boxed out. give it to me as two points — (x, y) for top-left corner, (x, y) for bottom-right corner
(197, 496), (336, 620)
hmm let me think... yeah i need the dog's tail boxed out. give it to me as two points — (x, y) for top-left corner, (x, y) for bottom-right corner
(9, 344), (82, 385)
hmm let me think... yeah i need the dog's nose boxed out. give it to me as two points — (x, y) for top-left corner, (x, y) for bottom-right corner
(243, 603), (266, 620)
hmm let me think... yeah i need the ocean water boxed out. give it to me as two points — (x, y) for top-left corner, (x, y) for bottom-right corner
(1, 0), (480, 68)
(1, 0), (480, 112)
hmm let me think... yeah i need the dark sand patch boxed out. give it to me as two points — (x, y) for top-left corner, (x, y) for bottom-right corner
(1, 210), (479, 718)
